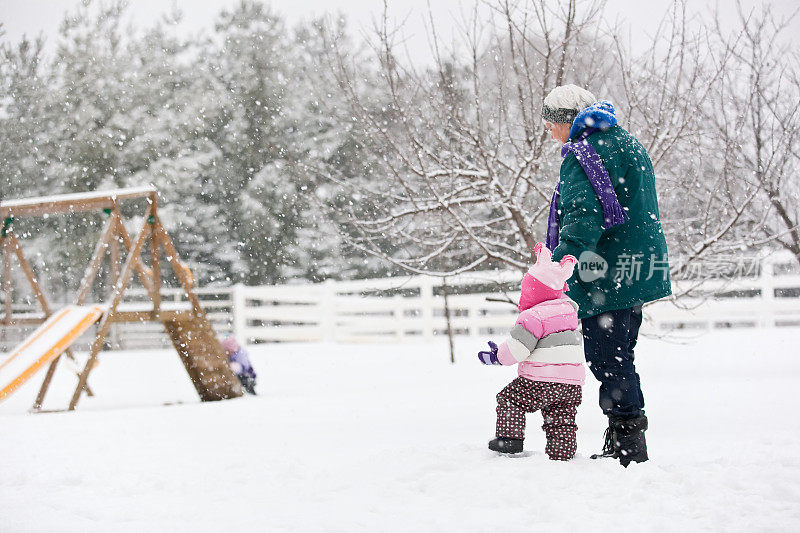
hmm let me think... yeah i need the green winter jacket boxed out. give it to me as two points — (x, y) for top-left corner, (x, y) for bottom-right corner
(551, 123), (672, 319)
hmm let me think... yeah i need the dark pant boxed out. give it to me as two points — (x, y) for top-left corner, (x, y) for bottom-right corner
(495, 377), (582, 460)
(581, 306), (644, 419)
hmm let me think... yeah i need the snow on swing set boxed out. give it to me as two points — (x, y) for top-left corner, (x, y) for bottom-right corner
(0, 187), (242, 411)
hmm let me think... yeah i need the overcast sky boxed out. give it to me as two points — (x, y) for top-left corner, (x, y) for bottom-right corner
(1, 0), (798, 61)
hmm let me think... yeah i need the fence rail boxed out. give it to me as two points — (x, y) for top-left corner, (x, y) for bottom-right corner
(2, 254), (799, 351)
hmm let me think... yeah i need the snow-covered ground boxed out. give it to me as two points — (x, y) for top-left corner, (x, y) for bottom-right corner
(1, 329), (799, 532)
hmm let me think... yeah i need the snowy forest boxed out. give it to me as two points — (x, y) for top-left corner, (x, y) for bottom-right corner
(1, 0), (798, 292)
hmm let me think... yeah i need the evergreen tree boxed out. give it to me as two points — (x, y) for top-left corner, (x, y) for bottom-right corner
(0, 35), (52, 200)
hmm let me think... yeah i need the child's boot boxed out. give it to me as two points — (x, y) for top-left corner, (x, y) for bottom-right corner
(488, 437), (524, 454)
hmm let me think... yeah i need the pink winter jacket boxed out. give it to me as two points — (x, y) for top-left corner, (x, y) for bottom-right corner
(496, 296), (586, 386)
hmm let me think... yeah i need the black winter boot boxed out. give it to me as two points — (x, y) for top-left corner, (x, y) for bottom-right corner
(590, 419), (618, 460)
(239, 375), (257, 395)
(488, 437), (524, 454)
(612, 415), (648, 467)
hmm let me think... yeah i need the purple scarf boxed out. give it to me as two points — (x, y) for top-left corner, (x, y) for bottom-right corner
(546, 127), (629, 251)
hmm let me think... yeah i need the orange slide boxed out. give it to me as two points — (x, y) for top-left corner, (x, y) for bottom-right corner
(0, 305), (105, 402)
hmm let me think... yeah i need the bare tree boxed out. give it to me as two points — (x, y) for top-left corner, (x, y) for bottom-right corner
(704, 3), (800, 265)
(317, 0), (610, 276)
(608, 0), (768, 286)
(316, 0), (799, 287)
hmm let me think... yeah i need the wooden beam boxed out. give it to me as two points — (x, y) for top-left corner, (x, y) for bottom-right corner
(1, 308), (196, 325)
(150, 234), (162, 319)
(110, 224), (121, 290)
(2, 316), (46, 326)
(76, 211), (119, 306)
(152, 220), (206, 321)
(33, 357), (61, 409)
(111, 309), (193, 323)
(108, 213), (122, 351)
(8, 234), (51, 314)
(69, 206), (153, 410)
(2, 235), (12, 325)
(0, 187), (157, 219)
(112, 210), (155, 298)
(149, 194), (161, 319)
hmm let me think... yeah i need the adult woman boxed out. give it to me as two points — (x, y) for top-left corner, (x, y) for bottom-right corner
(541, 85), (671, 466)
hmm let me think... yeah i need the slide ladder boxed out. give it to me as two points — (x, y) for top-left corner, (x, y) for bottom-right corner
(162, 315), (242, 401)
(0, 305), (104, 403)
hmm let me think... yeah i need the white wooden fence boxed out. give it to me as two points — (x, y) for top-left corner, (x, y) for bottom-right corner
(119, 251), (800, 347)
(3, 253), (800, 350)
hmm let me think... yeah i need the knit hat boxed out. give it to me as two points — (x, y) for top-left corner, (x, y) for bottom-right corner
(541, 105), (578, 125)
(220, 335), (240, 354)
(518, 244), (577, 311)
(541, 84), (596, 124)
(528, 243), (577, 289)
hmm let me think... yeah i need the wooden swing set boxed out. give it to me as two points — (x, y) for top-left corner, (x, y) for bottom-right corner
(0, 187), (242, 411)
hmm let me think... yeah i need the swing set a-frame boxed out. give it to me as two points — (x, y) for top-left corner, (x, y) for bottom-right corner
(0, 187), (242, 411)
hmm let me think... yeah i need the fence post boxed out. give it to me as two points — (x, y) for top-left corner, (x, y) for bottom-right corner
(319, 279), (335, 342)
(419, 276), (435, 340)
(232, 283), (246, 343)
(442, 276), (456, 363)
(469, 299), (483, 337)
(392, 294), (403, 339)
(761, 255), (776, 328)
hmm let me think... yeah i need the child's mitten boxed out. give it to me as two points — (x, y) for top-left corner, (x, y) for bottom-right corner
(478, 341), (501, 365)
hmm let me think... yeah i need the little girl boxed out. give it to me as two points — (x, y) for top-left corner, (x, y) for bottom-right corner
(221, 335), (258, 395)
(478, 243), (584, 460)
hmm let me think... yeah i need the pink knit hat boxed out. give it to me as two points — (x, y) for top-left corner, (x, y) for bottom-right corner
(528, 243), (577, 289)
(518, 243), (577, 311)
(220, 335), (240, 354)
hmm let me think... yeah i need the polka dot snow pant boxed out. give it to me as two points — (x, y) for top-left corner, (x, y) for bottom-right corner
(495, 377), (582, 461)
